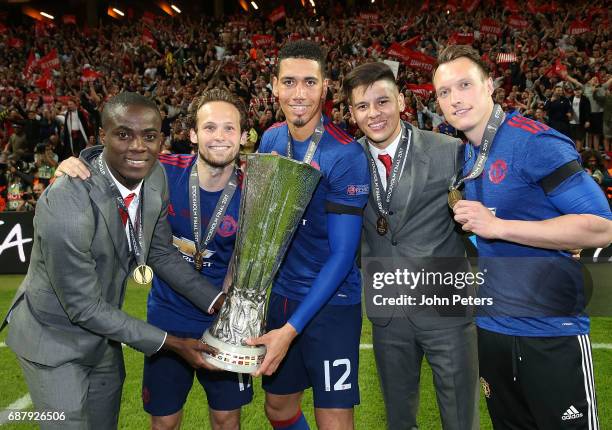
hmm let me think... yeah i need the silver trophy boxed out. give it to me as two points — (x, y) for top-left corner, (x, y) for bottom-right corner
(201, 153), (321, 373)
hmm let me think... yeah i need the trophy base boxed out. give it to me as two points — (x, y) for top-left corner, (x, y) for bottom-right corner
(201, 330), (266, 373)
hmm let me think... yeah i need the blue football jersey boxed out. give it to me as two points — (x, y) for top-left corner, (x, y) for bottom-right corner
(463, 112), (611, 337)
(147, 154), (240, 334)
(258, 118), (370, 305)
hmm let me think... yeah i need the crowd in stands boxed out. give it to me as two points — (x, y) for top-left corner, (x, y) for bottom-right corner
(0, 0), (610, 211)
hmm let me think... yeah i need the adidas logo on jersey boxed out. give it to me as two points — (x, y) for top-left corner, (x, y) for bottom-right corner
(561, 405), (583, 420)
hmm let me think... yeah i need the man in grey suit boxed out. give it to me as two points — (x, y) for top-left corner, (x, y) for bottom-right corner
(343, 63), (479, 429)
(0, 92), (224, 429)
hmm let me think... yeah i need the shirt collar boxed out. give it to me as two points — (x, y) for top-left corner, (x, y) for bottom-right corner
(368, 125), (403, 159)
(105, 161), (143, 199)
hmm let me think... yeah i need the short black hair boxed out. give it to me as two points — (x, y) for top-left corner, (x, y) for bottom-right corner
(343, 62), (398, 104)
(188, 89), (247, 131)
(101, 92), (160, 128)
(434, 45), (490, 78)
(276, 40), (326, 78)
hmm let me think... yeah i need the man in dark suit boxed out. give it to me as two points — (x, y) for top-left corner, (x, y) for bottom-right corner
(343, 62), (478, 430)
(1, 92), (223, 429)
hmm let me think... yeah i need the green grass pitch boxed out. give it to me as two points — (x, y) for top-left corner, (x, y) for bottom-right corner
(0, 275), (610, 429)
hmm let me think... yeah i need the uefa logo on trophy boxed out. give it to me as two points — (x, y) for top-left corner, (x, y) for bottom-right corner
(201, 153), (321, 373)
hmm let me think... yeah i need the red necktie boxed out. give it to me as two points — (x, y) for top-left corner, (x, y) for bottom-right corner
(378, 154), (393, 179)
(119, 193), (136, 226)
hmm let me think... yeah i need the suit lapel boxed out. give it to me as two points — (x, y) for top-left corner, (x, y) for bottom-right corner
(89, 175), (130, 272)
(392, 128), (430, 235)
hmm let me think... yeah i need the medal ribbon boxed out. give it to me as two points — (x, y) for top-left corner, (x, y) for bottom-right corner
(189, 162), (238, 267)
(366, 122), (411, 217)
(286, 116), (325, 164)
(97, 155), (145, 266)
(449, 104), (504, 191)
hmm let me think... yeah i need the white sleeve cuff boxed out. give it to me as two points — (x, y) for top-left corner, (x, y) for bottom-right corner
(155, 332), (167, 353)
(207, 292), (224, 314)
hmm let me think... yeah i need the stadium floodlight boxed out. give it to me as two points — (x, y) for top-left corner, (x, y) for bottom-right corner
(40, 12), (54, 19)
(112, 8), (125, 16)
(250, 1), (259, 10)
(171, 4), (181, 13)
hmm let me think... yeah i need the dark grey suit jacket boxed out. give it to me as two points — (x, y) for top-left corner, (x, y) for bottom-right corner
(1, 146), (220, 367)
(360, 123), (473, 329)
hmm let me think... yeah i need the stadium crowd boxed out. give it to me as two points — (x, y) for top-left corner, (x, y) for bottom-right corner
(0, 0), (610, 212)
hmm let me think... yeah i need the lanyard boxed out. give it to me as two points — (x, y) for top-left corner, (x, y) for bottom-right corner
(286, 116), (325, 164)
(366, 122), (410, 216)
(189, 162), (238, 270)
(450, 104), (504, 191)
(97, 155), (145, 266)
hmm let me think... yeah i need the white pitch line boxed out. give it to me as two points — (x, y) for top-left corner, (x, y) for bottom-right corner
(0, 394), (32, 425)
(0, 343), (5, 349)
(592, 343), (612, 350)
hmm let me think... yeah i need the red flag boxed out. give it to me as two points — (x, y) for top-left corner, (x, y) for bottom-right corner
(448, 32), (475, 45)
(142, 11), (155, 25)
(7, 38), (24, 49)
(496, 52), (518, 63)
(39, 49), (60, 70)
(400, 35), (423, 48)
(268, 5), (286, 23)
(405, 83), (435, 99)
(251, 34), (275, 48)
(24, 50), (37, 78)
(568, 19), (591, 35)
(35, 69), (54, 91)
(142, 28), (156, 46)
(387, 43), (436, 73)
(480, 18), (502, 36)
(81, 67), (103, 82)
(62, 15), (76, 25)
(25, 92), (40, 102)
(507, 15), (528, 29)
(420, 0), (430, 13)
(359, 12), (379, 21)
(57, 95), (73, 105)
(464, 0), (480, 13)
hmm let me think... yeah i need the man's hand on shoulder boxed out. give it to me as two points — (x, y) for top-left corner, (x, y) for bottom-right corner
(55, 156), (91, 180)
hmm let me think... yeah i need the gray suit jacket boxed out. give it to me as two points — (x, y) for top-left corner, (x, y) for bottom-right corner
(1, 146), (220, 367)
(360, 123), (473, 329)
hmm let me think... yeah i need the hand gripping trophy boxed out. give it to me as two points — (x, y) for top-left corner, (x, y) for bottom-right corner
(201, 153), (321, 372)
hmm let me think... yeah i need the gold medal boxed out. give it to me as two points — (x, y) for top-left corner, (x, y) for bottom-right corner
(448, 188), (462, 209)
(376, 215), (388, 236)
(194, 251), (203, 272)
(133, 264), (154, 285)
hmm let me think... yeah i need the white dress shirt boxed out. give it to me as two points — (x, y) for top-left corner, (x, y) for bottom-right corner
(106, 164), (143, 249)
(367, 127), (412, 190)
